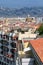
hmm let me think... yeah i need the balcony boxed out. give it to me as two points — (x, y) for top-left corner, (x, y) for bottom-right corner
(1, 46), (3, 49)
(6, 53), (14, 59)
(1, 46), (9, 55)
(1, 40), (9, 46)
(3, 47), (9, 52)
(1, 51), (3, 55)
(10, 49), (16, 54)
(10, 42), (16, 48)
(0, 56), (2, 61)
(0, 40), (3, 44)
(1, 35), (9, 41)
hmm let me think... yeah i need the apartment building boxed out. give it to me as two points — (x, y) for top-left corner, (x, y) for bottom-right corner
(18, 32), (38, 40)
(0, 31), (18, 65)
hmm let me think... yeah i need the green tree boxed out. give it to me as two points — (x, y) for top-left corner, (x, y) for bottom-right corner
(38, 24), (43, 35)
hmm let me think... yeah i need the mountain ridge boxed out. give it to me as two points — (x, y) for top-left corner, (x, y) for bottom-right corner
(0, 7), (43, 17)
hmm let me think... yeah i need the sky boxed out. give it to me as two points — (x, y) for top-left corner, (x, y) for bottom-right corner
(0, 0), (43, 8)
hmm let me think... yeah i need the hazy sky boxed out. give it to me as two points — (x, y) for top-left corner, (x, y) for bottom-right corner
(0, 0), (43, 8)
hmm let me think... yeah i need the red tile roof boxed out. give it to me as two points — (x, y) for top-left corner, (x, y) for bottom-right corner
(30, 38), (43, 63)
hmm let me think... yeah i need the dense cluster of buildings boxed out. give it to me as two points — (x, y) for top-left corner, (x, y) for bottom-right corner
(0, 16), (43, 65)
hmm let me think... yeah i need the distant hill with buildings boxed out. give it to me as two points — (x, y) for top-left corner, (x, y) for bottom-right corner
(0, 7), (43, 17)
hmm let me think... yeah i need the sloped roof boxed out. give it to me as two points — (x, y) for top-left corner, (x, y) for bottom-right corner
(30, 38), (43, 63)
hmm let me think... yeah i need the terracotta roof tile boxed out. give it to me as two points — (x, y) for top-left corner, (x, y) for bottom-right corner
(30, 38), (43, 63)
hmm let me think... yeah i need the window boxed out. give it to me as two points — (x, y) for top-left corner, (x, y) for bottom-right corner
(3, 40), (9, 46)
(1, 46), (3, 49)
(1, 62), (3, 65)
(10, 60), (13, 65)
(16, 37), (18, 41)
(1, 35), (2, 38)
(7, 59), (9, 63)
(4, 57), (6, 62)
(11, 37), (13, 41)
(1, 51), (3, 55)
(0, 61), (1, 64)
(0, 40), (2, 43)
(0, 56), (2, 60)
(3, 47), (9, 52)
(4, 63), (6, 65)
(6, 35), (9, 40)
(0, 40), (3, 44)
(11, 42), (16, 48)
(11, 54), (14, 59)
(2, 35), (6, 39)
(10, 49), (15, 54)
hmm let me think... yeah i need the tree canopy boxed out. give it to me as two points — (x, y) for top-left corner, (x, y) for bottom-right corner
(38, 24), (43, 35)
